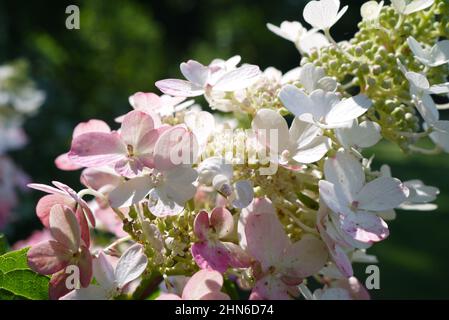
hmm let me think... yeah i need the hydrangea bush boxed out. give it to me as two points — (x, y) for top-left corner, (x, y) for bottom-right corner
(4, 0), (448, 300)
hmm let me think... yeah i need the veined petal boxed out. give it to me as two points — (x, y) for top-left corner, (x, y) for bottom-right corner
(180, 60), (209, 86)
(49, 205), (81, 253)
(181, 269), (224, 300)
(35, 194), (75, 228)
(27, 241), (71, 274)
(115, 243), (148, 289)
(252, 109), (289, 153)
(210, 207), (234, 239)
(213, 65), (261, 91)
(291, 136), (331, 164)
(155, 79), (204, 97)
(69, 132), (127, 167)
(325, 94), (372, 126)
(108, 176), (153, 208)
(324, 151), (365, 202)
(355, 177), (409, 211)
(120, 110), (157, 148)
(73, 119), (111, 138)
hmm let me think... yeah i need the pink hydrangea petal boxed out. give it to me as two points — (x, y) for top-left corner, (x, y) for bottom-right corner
(27, 240), (71, 274)
(73, 119), (111, 138)
(55, 152), (83, 171)
(280, 235), (328, 279)
(94, 206), (127, 237)
(155, 79), (205, 97)
(28, 183), (66, 196)
(210, 207), (234, 239)
(191, 242), (232, 273)
(193, 210), (210, 240)
(340, 211), (389, 244)
(49, 205), (81, 253)
(78, 246), (93, 287)
(153, 126), (199, 171)
(129, 92), (161, 111)
(120, 110), (157, 149)
(52, 181), (96, 227)
(75, 207), (90, 248)
(244, 198), (289, 270)
(35, 194), (76, 227)
(181, 269), (224, 300)
(68, 131), (127, 167)
(317, 206), (353, 277)
(250, 275), (298, 300)
(80, 167), (121, 191)
(221, 242), (252, 268)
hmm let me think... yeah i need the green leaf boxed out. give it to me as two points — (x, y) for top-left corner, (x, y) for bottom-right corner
(0, 234), (8, 255)
(0, 248), (50, 300)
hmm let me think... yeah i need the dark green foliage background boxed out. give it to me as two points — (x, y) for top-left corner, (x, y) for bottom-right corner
(0, 0), (448, 299)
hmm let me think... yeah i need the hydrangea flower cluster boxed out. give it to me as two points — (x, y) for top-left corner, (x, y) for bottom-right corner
(0, 60), (45, 228)
(23, 0), (446, 300)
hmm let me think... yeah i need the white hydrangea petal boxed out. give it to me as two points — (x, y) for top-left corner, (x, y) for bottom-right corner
(213, 65), (261, 92)
(356, 177), (409, 211)
(325, 94), (372, 126)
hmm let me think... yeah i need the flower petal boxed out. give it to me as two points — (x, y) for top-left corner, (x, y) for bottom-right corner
(181, 269), (224, 300)
(69, 132), (126, 167)
(155, 79), (204, 97)
(27, 241), (71, 274)
(49, 205), (81, 253)
(115, 243), (148, 289)
(356, 177), (409, 211)
(108, 176), (153, 208)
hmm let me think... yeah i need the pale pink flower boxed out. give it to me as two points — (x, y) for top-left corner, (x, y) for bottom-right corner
(55, 119), (111, 171)
(28, 181), (95, 232)
(191, 207), (251, 273)
(12, 229), (52, 250)
(125, 92), (193, 118)
(319, 151), (409, 247)
(157, 269), (230, 300)
(27, 205), (93, 299)
(239, 198), (328, 300)
(68, 110), (165, 178)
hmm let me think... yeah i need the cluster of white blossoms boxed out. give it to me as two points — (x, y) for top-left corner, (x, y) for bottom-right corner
(23, 0), (447, 300)
(0, 60), (45, 228)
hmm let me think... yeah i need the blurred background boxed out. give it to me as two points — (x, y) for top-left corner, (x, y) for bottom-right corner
(0, 0), (448, 299)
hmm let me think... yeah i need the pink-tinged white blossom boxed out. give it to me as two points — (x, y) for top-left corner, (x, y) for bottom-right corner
(155, 58), (261, 98)
(157, 269), (230, 300)
(61, 243), (147, 300)
(240, 198), (328, 300)
(192, 207), (251, 273)
(55, 119), (111, 171)
(12, 229), (53, 250)
(319, 151), (409, 247)
(28, 180), (95, 229)
(361, 1), (384, 22)
(27, 205), (93, 299)
(279, 86), (372, 129)
(68, 110), (165, 178)
(127, 92), (193, 118)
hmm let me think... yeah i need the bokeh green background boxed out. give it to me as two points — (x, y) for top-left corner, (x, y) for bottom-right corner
(0, 0), (448, 299)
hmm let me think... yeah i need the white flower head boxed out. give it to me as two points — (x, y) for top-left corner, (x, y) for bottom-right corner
(303, 0), (348, 31)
